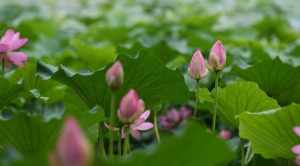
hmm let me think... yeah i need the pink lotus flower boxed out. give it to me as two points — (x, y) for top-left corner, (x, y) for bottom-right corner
(218, 129), (232, 140)
(118, 90), (153, 139)
(106, 61), (124, 90)
(118, 89), (145, 123)
(208, 40), (226, 71)
(159, 106), (192, 130)
(188, 49), (208, 80)
(291, 127), (300, 166)
(0, 29), (28, 67)
(122, 110), (154, 139)
(49, 117), (91, 166)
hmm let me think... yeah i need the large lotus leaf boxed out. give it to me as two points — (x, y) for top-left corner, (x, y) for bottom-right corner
(37, 54), (189, 116)
(216, 81), (279, 127)
(233, 57), (300, 106)
(239, 104), (300, 159)
(102, 122), (234, 166)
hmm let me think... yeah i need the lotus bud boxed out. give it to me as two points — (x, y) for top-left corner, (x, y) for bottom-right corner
(49, 117), (91, 166)
(118, 89), (145, 123)
(208, 40), (226, 71)
(219, 129), (232, 140)
(106, 61), (124, 90)
(188, 49), (208, 80)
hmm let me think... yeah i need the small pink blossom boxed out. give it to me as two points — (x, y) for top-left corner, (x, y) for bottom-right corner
(208, 40), (226, 71)
(49, 117), (91, 166)
(188, 49), (207, 80)
(0, 29), (28, 67)
(218, 129), (232, 140)
(291, 126), (300, 166)
(159, 106), (192, 130)
(106, 61), (124, 90)
(118, 89), (145, 123)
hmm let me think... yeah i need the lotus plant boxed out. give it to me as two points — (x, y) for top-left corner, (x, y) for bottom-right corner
(118, 89), (153, 154)
(0, 29), (28, 72)
(106, 60), (124, 157)
(188, 49), (208, 117)
(49, 117), (91, 166)
(209, 40), (226, 132)
(292, 127), (300, 165)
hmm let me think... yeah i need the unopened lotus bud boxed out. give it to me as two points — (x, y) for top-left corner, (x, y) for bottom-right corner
(49, 117), (91, 166)
(106, 61), (124, 90)
(208, 40), (226, 71)
(219, 129), (232, 140)
(118, 90), (145, 123)
(188, 49), (208, 80)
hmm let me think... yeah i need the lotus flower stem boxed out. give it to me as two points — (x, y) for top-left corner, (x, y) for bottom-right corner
(118, 131), (122, 156)
(154, 111), (161, 143)
(241, 144), (245, 166)
(2, 58), (5, 74)
(96, 122), (106, 159)
(109, 93), (116, 158)
(123, 127), (130, 156)
(193, 80), (200, 117)
(212, 71), (220, 132)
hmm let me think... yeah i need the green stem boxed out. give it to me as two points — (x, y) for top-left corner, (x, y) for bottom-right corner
(154, 111), (161, 143)
(96, 122), (106, 159)
(212, 71), (220, 132)
(109, 94), (115, 158)
(123, 127), (130, 156)
(241, 144), (245, 166)
(194, 80), (199, 117)
(2, 58), (5, 75)
(118, 131), (122, 156)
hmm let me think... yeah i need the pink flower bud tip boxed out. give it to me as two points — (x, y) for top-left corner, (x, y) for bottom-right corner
(49, 117), (91, 166)
(106, 61), (124, 90)
(188, 49), (208, 80)
(118, 89), (145, 123)
(0, 29), (28, 67)
(208, 40), (226, 71)
(219, 129), (232, 140)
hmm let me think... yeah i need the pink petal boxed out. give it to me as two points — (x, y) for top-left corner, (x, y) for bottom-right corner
(10, 37), (28, 51)
(0, 29), (15, 44)
(7, 52), (27, 67)
(140, 110), (150, 120)
(130, 129), (141, 139)
(294, 127), (300, 137)
(0, 44), (9, 52)
(132, 110), (151, 127)
(134, 122), (153, 131)
(292, 145), (300, 155)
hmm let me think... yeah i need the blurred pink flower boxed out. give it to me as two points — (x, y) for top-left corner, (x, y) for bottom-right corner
(188, 49), (207, 80)
(159, 106), (192, 130)
(106, 61), (124, 90)
(292, 126), (300, 166)
(208, 40), (226, 71)
(49, 117), (91, 166)
(0, 29), (28, 67)
(218, 129), (232, 140)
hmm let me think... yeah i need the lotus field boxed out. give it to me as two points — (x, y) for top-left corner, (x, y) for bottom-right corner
(1, 0), (300, 166)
